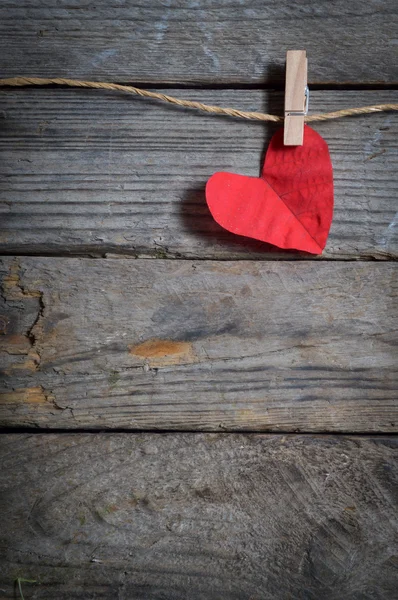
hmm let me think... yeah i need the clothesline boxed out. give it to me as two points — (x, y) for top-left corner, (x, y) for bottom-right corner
(1, 76), (397, 123)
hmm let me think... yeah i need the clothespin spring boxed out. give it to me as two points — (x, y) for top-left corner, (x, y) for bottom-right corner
(285, 86), (309, 117)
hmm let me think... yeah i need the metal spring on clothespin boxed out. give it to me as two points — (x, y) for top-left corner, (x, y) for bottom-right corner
(287, 85), (309, 117)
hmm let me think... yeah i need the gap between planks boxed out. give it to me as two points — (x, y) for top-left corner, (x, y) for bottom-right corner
(1, 428), (398, 437)
(10, 81), (398, 90)
(0, 251), (396, 261)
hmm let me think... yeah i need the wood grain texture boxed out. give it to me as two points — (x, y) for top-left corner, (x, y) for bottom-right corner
(0, 433), (397, 599)
(0, 257), (396, 431)
(0, 89), (397, 259)
(0, 1), (397, 84)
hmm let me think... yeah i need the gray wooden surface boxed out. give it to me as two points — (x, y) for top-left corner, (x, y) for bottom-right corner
(0, 89), (397, 259)
(1, 1), (397, 84)
(1, 257), (396, 431)
(0, 433), (397, 600)
(1, 2), (397, 597)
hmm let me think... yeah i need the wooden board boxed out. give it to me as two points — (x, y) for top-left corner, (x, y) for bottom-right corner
(1, 1), (397, 84)
(0, 433), (397, 599)
(0, 89), (397, 260)
(1, 257), (396, 432)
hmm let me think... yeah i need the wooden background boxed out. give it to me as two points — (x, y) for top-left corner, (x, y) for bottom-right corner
(0, 1), (397, 598)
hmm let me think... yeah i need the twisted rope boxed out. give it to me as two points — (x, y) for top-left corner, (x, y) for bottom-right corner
(0, 77), (397, 123)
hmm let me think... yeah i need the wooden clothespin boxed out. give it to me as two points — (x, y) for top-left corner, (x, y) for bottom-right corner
(284, 50), (308, 146)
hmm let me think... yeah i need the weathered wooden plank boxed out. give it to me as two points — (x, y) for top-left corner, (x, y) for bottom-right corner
(0, 257), (396, 431)
(1, 1), (397, 84)
(0, 433), (397, 599)
(0, 89), (397, 259)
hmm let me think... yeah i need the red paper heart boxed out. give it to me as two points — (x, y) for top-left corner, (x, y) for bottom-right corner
(206, 125), (334, 254)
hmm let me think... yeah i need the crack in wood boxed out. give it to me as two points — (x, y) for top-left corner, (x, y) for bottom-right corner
(1, 259), (45, 374)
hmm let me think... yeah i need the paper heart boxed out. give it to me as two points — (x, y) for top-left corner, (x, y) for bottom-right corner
(206, 125), (333, 254)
